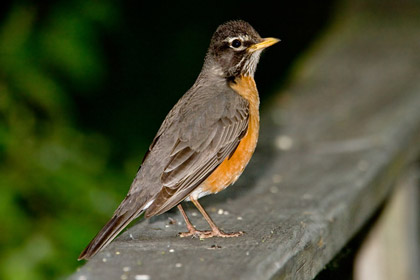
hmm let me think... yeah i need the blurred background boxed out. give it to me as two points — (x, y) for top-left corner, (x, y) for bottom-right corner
(0, 0), (337, 279)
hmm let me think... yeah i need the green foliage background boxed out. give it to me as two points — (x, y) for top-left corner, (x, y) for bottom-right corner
(0, 1), (334, 279)
(0, 2), (128, 279)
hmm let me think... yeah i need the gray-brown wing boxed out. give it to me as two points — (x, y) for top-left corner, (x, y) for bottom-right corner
(145, 96), (249, 217)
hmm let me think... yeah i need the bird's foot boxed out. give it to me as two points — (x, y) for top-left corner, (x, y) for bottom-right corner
(179, 228), (244, 238)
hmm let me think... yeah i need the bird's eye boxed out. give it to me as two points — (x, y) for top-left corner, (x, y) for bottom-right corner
(231, 39), (242, 48)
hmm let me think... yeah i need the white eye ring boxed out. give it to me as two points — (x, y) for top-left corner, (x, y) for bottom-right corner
(228, 37), (247, 51)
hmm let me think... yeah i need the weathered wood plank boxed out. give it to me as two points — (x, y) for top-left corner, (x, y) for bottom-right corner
(71, 2), (420, 279)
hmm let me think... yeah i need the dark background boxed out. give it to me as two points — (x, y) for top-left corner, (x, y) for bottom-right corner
(0, 0), (336, 279)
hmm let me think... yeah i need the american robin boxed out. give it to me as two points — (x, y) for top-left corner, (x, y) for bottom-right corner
(78, 20), (279, 260)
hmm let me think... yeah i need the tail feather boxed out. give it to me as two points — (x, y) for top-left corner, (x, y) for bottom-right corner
(78, 210), (142, 260)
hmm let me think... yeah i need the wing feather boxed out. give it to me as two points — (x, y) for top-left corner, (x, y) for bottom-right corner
(145, 99), (249, 217)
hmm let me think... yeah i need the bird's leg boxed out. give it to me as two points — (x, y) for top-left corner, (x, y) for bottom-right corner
(189, 197), (244, 238)
(177, 204), (211, 237)
(177, 203), (200, 237)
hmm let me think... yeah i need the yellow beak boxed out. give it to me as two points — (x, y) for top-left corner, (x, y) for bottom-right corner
(248, 37), (280, 53)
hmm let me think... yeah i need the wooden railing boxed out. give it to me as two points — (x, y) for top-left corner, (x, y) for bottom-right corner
(71, 1), (420, 279)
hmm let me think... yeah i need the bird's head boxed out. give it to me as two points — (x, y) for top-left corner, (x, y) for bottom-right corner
(204, 20), (279, 79)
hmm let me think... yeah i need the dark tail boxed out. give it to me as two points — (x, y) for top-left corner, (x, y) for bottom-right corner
(78, 210), (142, 260)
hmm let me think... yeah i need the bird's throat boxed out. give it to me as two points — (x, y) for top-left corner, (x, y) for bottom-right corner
(229, 75), (260, 111)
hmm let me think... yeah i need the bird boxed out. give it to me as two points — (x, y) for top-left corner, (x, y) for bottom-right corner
(78, 20), (279, 260)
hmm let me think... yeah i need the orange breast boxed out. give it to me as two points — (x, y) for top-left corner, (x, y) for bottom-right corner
(202, 76), (260, 193)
